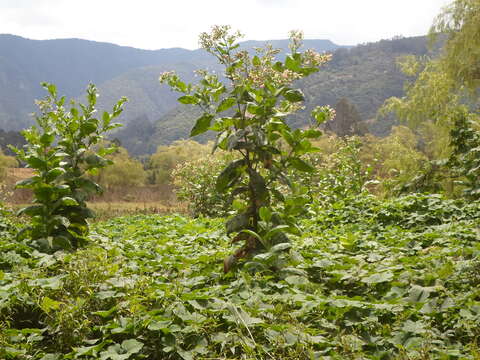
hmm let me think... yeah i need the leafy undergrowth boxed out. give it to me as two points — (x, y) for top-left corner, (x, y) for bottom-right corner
(1, 193), (480, 359)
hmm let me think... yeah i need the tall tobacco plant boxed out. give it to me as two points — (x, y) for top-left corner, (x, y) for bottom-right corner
(160, 26), (334, 271)
(12, 83), (126, 251)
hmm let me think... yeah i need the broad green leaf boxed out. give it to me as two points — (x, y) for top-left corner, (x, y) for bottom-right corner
(26, 156), (46, 169)
(80, 121), (97, 136)
(289, 157), (315, 172)
(269, 242), (292, 252)
(121, 339), (143, 354)
(46, 168), (66, 182)
(216, 159), (245, 192)
(284, 89), (304, 102)
(408, 285), (432, 303)
(40, 297), (62, 313)
(190, 114), (214, 137)
(40, 133), (55, 146)
(15, 176), (40, 187)
(285, 55), (301, 72)
(361, 271), (394, 284)
(17, 204), (44, 217)
(216, 97), (236, 113)
(177, 349), (194, 360)
(259, 206), (272, 222)
(178, 95), (198, 105)
(60, 197), (79, 206)
(93, 306), (118, 318)
(303, 129), (322, 139)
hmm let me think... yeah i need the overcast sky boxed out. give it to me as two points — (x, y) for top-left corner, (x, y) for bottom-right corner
(0, 0), (451, 50)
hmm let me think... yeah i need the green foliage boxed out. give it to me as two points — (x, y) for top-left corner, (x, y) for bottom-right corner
(173, 153), (232, 217)
(0, 149), (17, 182)
(92, 146), (147, 189)
(360, 126), (428, 196)
(1, 193), (480, 359)
(296, 136), (369, 205)
(325, 97), (367, 136)
(11, 83), (126, 252)
(381, 56), (465, 129)
(431, 0), (480, 92)
(128, 36), (434, 155)
(380, 0), (480, 201)
(147, 140), (211, 185)
(447, 110), (480, 198)
(160, 26), (335, 270)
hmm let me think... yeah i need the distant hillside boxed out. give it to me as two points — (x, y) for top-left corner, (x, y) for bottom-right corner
(0, 34), (346, 131)
(297, 36), (431, 134)
(0, 34), (436, 156)
(0, 34), (209, 130)
(135, 36), (432, 154)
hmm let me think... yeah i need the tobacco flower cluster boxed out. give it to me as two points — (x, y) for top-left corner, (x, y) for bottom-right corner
(199, 25), (243, 55)
(303, 49), (332, 67)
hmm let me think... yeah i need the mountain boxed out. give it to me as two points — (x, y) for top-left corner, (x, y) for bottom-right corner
(296, 36), (431, 134)
(0, 34), (436, 156)
(132, 35), (432, 154)
(0, 34), (347, 131)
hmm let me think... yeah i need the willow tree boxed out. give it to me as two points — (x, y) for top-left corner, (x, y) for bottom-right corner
(381, 0), (480, 196)
(431, 0), (480, 92)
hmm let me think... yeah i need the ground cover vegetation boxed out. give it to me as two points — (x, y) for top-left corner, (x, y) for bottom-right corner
(1, 193), (480, 359)
(1, 0), (480, 358)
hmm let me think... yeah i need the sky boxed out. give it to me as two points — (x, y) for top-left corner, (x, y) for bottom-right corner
(0, 0), (451, 50)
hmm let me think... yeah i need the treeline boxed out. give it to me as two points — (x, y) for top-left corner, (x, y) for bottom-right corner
(2, 122), (443, 210)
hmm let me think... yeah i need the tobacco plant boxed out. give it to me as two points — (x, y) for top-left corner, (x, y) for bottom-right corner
(160, 26), (335, 271)
(12, 83), (126, 251)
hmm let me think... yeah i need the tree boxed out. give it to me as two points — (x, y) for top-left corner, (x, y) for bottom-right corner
(160, 26), (334, 272)
(92, 147), (147, 189)
(381, 0), (479, 128)
(147, 140), (211, 185)
(380, 0), (480, 197)
(431, 0), (480, 92)
(325, 98), (366, 136)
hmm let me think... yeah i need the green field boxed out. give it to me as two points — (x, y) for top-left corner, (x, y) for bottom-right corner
(1, 193), (479, 359)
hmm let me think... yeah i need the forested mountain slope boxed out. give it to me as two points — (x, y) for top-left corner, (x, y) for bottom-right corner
(0, 35), (346, 131)
(120, 35), (432, 155)
(0, 34), (434, 155)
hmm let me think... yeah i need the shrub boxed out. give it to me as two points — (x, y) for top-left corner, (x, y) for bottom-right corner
(0, 149), (17, 182)
(301, 136), (369, 205)
(147, 140), (211, 185)
(173, 152), (232, 217)
(360, 126), (427, 196)
(92, 146), (147, 189)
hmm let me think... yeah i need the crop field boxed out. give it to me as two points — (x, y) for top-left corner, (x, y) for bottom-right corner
(1, 5), (479, 358)
(1, 193), (479, 359)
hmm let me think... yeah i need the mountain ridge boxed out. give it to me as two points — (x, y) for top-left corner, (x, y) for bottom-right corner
(0, 33), (347, 131)
(0, 34), (434, 156)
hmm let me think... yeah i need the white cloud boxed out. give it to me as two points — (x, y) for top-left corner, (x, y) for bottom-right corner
(0, 0), (452, 49)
